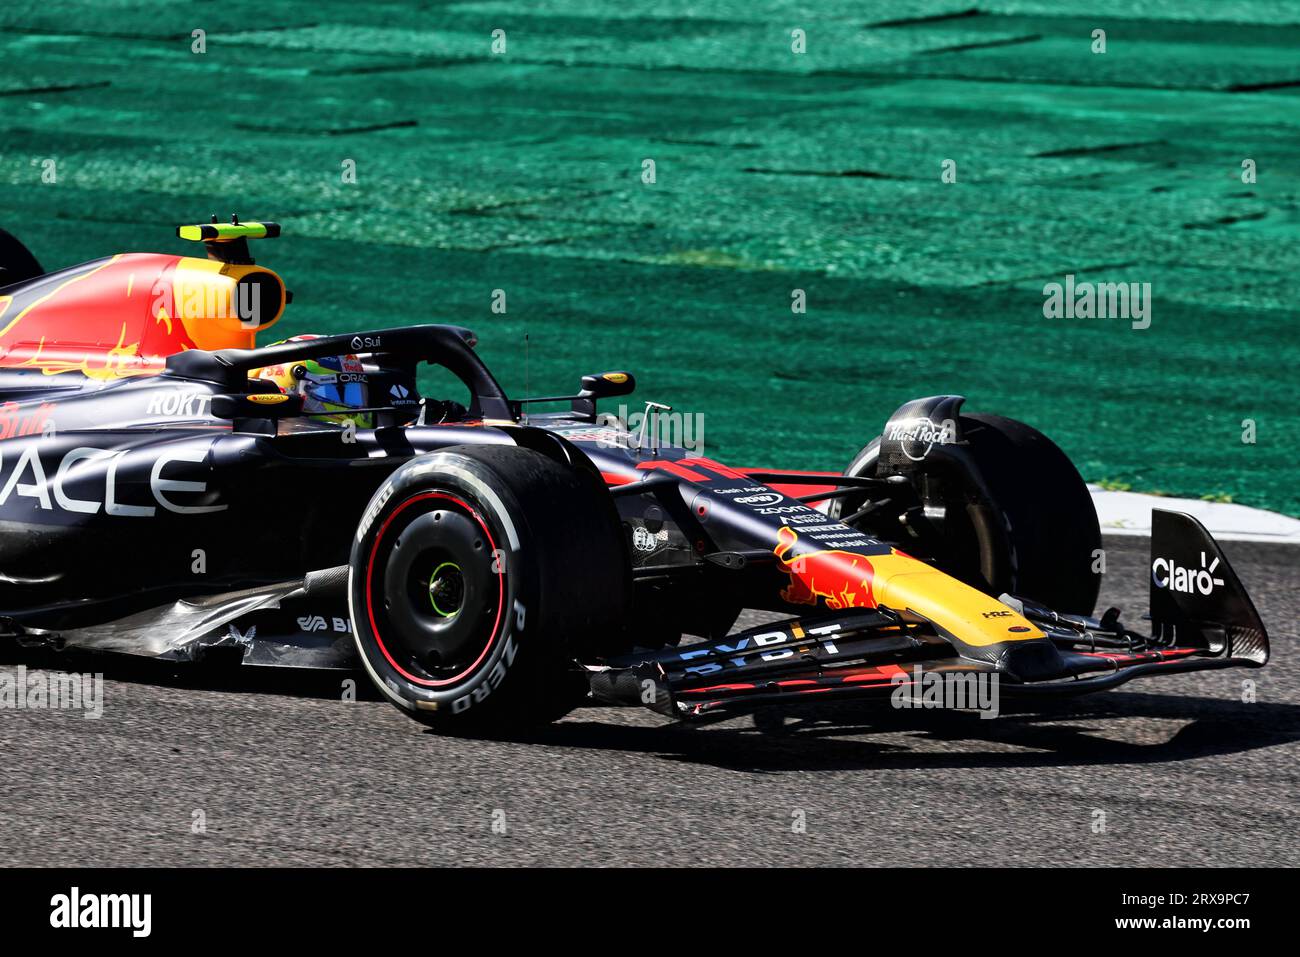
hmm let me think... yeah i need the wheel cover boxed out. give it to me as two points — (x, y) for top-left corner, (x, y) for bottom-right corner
(363, 492), (505, 687)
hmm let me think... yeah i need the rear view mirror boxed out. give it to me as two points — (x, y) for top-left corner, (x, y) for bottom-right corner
(212, 391), (304, 420)
(573, 371), (635, 416)
(580, 371), (635, 399)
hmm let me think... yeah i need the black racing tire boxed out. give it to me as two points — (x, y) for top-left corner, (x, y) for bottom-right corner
(349, 444), (630, 733)
(0, 227), (44, 288)
(830, 414), (1102, 615)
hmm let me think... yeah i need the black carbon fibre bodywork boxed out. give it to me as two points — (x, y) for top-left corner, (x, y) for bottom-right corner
(0, 320), (1272, 718)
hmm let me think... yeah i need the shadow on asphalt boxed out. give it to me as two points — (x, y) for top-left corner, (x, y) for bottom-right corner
(501, 693), (1300, 773)
(6, 647), (1297, 773)
(0, 646), (381, 698)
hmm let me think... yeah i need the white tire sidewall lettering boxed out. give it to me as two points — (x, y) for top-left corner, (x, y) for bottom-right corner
(348, 454), (527, 713)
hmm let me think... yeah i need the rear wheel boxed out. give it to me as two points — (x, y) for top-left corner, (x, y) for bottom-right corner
(0, 228), (43, 287)
(349, 444), (630, 732)
(830, 414), (1101, 614)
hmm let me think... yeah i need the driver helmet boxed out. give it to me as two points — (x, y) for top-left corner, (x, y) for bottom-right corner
(250, 335), (376, 428)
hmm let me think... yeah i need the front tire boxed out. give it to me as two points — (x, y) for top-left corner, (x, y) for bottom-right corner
(830, 414), (1101, 615)
(349, 444), (630, 732)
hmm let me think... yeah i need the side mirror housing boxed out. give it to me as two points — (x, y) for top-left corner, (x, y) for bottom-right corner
(573, 371), (635, 417)
(212, 391), (304, 420)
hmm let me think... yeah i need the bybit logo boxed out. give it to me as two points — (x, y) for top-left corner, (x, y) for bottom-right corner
(1152, 551), (1225, 596)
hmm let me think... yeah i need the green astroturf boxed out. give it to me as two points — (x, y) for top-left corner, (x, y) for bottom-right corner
(0, 1), (1297, 514)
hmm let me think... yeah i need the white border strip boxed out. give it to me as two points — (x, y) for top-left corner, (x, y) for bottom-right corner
(1090, 486), (1300, 544)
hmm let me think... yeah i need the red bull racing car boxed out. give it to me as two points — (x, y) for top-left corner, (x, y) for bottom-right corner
(0, 222), (1271, 731)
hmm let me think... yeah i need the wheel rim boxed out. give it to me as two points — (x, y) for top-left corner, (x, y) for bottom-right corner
(363, 492), (505, 687)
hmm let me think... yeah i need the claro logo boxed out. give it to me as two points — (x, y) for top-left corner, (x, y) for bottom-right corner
(1152, 552), (1225, 596)
(0, 446), (226, 516)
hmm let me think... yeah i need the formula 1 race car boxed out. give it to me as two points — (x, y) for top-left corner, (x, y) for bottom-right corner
(0, 221), (1271, 731)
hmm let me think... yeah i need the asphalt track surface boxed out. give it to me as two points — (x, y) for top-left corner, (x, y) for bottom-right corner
(1, 536), (1295, 867)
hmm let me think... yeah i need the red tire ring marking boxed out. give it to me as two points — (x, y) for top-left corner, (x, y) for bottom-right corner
(364, 491), (504, 688)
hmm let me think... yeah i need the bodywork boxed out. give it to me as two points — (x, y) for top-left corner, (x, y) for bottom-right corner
(0, 238), (1271, 721)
